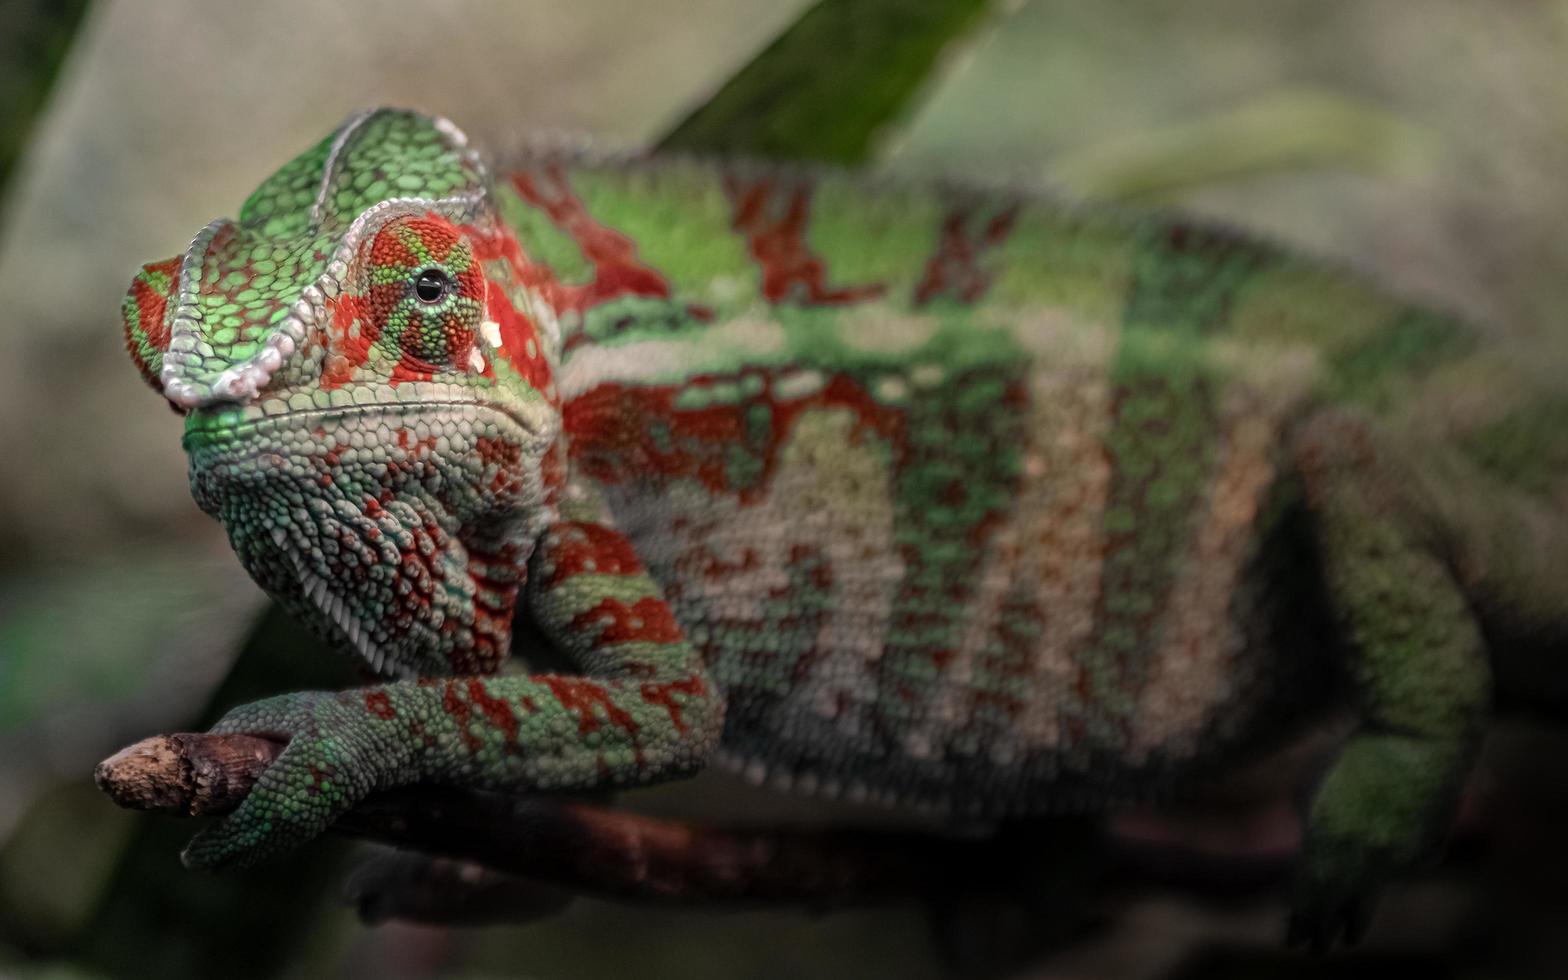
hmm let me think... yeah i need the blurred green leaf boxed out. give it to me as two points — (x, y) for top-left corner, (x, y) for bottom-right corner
(0, 0), (93, 211)
(1048, 88), (1441, 201)
(660, 0), (994, 163)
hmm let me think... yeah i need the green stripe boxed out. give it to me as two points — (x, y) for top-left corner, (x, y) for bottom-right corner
(1327, 306), (1475, 408)
(1123, 220), (1276, 337)
(535, 571), (663, 618)
(568, 166), (761, 313)
(1079, 340), (1219, 728)
(493, 182), (594, 284)
(1073, 221), (1270, 738)
(874, 361), (1025, 730)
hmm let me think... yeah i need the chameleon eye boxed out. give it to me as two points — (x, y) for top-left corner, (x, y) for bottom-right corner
(415, 269), (449, 304)
(357, 213), (484, 375)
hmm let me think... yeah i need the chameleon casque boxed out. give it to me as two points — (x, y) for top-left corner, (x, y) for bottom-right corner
(119, 108), (1567, 948)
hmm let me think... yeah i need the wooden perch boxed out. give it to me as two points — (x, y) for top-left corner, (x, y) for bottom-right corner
(96, 733), (285, 817)
(96, 731), (1308, 911)
(95, 731), (948, 906)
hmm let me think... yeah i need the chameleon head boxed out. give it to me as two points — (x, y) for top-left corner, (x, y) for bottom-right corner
(121, 109), (563, 677)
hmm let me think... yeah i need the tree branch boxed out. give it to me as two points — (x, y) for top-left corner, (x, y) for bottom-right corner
(96, 731), (1320, 912)
(95, 732), (285, 816)
(95, 732), (948, 906)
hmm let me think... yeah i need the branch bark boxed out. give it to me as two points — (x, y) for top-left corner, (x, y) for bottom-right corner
(95, 732), (952, 906)
(96, 731), (1311, 911)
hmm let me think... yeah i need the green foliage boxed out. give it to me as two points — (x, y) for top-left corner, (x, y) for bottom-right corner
(0, 0), (92, 209)
(659, 0), (994, 163)
(1047, 88), (1438, 202)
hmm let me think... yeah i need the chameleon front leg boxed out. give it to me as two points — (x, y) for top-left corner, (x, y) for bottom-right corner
(1287, 410), (1491, 950)
(182, 490), (723, 870)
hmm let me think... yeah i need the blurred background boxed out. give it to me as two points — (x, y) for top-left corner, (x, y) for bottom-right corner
(1, 1), (1566, 977)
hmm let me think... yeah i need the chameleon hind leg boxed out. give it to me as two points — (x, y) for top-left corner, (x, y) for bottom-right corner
(1286, 409), (1491, 950)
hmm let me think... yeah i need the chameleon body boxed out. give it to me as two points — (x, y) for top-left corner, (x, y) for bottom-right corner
(121, 109), (1567, 946)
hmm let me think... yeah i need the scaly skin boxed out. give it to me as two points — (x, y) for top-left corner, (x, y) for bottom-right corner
(121, 109), (1567, 948)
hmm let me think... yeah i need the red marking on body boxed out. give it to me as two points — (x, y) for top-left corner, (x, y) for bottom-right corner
(456, 544), (523, 677)
(564, 370), (900, 501)
(543, 676), (641, 738)
(792, 542), (834, 592)
(673, 544), (760, 595)
(570, 596), (682, 645)
(456, 629), (509, 677)
(542, 521), (643, 585)
(639, 673), (709, 734)
(490, 279), (554, 392)
(441, 679), (483, 753)
(462, 221), (559, 400)
(463, 219), (532, 281)
(364, 690), (397, 719)
(504, 169), (725, 358)
(321, 291), (371, 388)
(388, 358), (438, 385)
(508, 168), (672, 315)
(128, 257), (180, 353)
(725, 176), (886, 305)
(873, 371), (1030, 688)
(471, 434), (527, 499)
(913, 204), (1019, 305)
(308, 764), (333, 793)
(539, 442), (567, 501)
(474, 434), (521, 468)
(467, 678), (519, 743)
(910, 591), (1043, 726)
(384, 430), (440, 487)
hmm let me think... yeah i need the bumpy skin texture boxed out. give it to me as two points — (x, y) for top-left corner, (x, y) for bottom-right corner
(123, 109), (1567, 948)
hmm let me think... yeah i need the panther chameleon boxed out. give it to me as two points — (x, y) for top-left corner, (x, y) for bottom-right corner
(119, 108), (1568, 950)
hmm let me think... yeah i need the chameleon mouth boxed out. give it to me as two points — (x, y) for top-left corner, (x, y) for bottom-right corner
(185, 382), (546, 681)
(183, 390), (549, 449)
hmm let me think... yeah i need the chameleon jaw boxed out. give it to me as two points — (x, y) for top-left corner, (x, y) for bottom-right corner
(184, 384), (548, 684)
(275, 528), (401, 677)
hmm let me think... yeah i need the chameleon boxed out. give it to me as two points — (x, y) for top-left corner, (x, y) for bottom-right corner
(119, 107), (1566, 949)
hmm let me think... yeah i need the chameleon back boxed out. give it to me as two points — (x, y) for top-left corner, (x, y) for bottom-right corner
(492, 152), (1464, 809)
